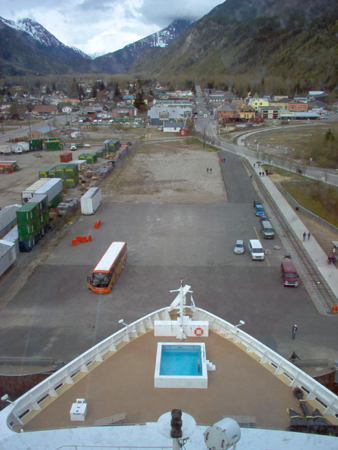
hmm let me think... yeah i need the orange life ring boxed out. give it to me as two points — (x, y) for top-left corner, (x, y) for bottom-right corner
(194, 327), (203, 336)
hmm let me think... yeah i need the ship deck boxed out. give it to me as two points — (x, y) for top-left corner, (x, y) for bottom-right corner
(23, 330), (301, 431)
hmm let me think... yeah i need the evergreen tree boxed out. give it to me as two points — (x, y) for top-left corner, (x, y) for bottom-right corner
(134, 90), (147, 112)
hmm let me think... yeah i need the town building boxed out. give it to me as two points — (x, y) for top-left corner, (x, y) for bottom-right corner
(27, 127), (57, 140)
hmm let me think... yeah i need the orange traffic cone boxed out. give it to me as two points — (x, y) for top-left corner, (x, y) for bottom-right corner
(332, 303), (338, 314)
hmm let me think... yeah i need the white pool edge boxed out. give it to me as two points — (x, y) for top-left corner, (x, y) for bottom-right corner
(154, 342), (208, 389)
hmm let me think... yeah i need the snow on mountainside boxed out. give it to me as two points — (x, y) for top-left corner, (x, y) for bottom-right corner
(0, 16), (91, 58)
(93, 19), (193, 74)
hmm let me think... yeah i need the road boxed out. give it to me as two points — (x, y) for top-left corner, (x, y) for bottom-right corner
(194, 88), (338, 186)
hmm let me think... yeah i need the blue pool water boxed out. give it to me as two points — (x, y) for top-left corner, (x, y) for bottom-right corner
(159, 345), (202, 376)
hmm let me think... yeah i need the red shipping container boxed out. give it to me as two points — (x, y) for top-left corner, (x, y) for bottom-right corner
(0, 163), (14, 173)
(60, 152), (73, 163)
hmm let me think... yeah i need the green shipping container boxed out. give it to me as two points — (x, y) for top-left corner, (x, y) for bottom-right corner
(56, 164), (68, 180)
(39, 164), (57, 179)
(16, 203), (40, 225)
(45, 139), (63, 151)
(65, 179), (78, 188)
(48, 170), (56, 178)
(49, 191), (63, 209)
(65, 163), (78, 179)
(29, 139), (43, 151)
(18, 220), (42, 239)
(40, 209), (49, 226)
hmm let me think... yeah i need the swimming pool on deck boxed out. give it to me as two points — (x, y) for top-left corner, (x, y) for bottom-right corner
(154, 343), (208, 388)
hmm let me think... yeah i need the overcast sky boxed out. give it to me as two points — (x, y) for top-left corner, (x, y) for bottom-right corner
(2, 0), (222, 56)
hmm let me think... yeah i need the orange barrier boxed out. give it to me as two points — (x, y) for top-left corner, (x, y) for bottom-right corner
(94, 218), (102, 229)
(72, 235), (92, 245)
(332, 303), (338, 314)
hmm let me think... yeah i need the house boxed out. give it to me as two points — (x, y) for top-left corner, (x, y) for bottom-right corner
(32, 105), (57, 116)
(163, 122), (185, 133)
(288, 100), (309, 112)
(111, 106), (136, 119)
(269, 98), (292, 110)
(307, 91), (328, 103)
(249, 97), (270, 110)
(216, 104), (237, 121)
(237, 105), (256, 120)
(148, 106), (191, 125)
(257, 106), (280, 120)
(27, 127), (57, 139)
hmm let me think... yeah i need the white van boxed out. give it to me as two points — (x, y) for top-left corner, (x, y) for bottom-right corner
(92, 120), (98, 125)
(248, 239), (265, 261)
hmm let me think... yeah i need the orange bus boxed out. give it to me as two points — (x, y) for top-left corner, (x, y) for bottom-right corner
(87, 242), (127, 293)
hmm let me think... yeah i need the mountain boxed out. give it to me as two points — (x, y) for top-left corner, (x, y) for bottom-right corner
(0, 16), (191, 76)
(92, 20), (192, 74)
(0, 16), (94, 76)
(128, 0), (338, 90)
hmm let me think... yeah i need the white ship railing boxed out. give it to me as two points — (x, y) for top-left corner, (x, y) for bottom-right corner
(4, 306), (338, 431)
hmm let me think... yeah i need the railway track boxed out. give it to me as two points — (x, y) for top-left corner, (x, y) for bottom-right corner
(243, 158), (337, 316)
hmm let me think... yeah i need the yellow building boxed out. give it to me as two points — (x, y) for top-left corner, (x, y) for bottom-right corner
(250, 98), (270, 111)
(237, 105), (256, 119)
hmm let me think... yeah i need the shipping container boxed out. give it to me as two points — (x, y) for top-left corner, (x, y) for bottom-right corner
(45, 139), (63, 151)
(65, 163), (78, 179)
(18, 234), (40, 252)
(21, 179), (50, 203)
(28, 194), (48, 211)
(3, 225), (19, 256)
(39, 164), (58, 179)
(0, 163), (15, 174)
(65, 179), (78, 188)
(16, 203), (40, 225)
(28, 139), (43, 151)
(0, 145), (12, 155)
(60, 152), (73, 163)
(35, 178), (63, 208)
(81, 187), (102, 215)
(0, 240), (16, 277)
(72, 159), (87, 171)
(17, 220), (41, 240)
(13, 142), (29, 153)
(78, 153), (97, 164)
(55, 164), (68, 180)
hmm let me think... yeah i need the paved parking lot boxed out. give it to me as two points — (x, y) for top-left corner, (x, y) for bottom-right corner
(0, 150), (336, 365)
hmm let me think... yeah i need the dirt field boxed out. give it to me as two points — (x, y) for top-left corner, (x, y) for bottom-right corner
(101, 140), (227, 203)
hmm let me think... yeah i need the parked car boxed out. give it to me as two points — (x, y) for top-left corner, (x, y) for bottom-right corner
(70, 145), (77, 151)
(234, 240), (245, 254)
(259, 215), (268, 222)
(255, 205), (265, 216)
(248, 239), (265, 261)
(253, 199), (262, 208)
(261, 220), (275, 239)
(281, 261), (299, 287)
(84, 143), (91, 148)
